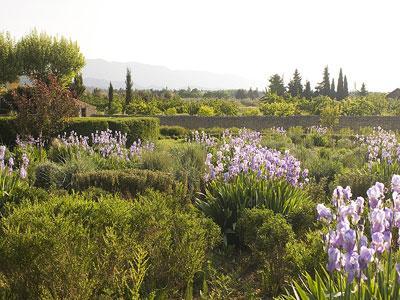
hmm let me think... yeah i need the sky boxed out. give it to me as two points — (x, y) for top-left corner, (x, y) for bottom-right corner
(1, 0), (399, 91)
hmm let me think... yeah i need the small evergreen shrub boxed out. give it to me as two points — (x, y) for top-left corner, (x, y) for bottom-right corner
(160, 125), (188, 138)
(72, 169), (177, 197)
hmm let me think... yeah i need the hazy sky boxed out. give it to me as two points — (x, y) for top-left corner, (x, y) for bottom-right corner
(1, 0), (399, 91)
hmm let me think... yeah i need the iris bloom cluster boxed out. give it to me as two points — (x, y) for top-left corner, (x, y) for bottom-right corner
(204, 129), (308, 186)
(271, 126), (286, 135)
(58, 130), (154, 161)
(317, 175), (400, 283)
(186, 130), (216, 147)
(356, 127), (399, 165)
(0, 145), (29, 179)
(308, 125), (328, 135)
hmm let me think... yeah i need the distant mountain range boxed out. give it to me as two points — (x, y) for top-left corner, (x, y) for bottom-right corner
(82, 59), (261, 90)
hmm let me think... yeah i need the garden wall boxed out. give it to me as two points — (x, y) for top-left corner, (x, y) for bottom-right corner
(157, 115), (400, 130)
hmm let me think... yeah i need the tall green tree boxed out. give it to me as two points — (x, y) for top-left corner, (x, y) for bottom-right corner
(287, 69), (303, 97)
(124, 68), (133, 113)
(359, 82), (368, 96)
(336, 68), (345, 100)
(69, 73), (85, 98)
(108, 82), (114, 112)
(330, 78), (336, 99)
(303, 81), (313, 99)
(344, 75), (349, 98)
(0, 32), (19, 85)
(15, 30), (85, 85)
(235, 89), (247, 99)
(268, 74), (285, 97)
(316, 66), (330, 96)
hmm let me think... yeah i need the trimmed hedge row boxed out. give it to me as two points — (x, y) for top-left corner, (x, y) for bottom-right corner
(72, 169), (177, 198)
(0, 117), (159, 145)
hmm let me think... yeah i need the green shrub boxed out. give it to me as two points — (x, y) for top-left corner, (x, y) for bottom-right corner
(160, 125), (188, 138)
(236, 208), (295, 296)
(62, 117), (109, 136)
(307, 158), (342, 184)
(165, 107), (177, 115)
(260, 102), (296, 116)
(198, 105), (215, 116)
(0, 117), (17, 146)
(0, 192), (220, 298)
(34, 161), (62, 189)
(72, 169), (177, 198)
(107, 117), (159, 143)
(242, 107), (260, 116)
(287, 126), (304, 144)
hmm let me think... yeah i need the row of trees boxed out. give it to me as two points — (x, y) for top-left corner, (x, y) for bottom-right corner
(268, 67), (368, 100)
(0, 31), (85, 86)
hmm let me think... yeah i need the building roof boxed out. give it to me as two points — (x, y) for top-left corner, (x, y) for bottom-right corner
(387, 88), (400, 99)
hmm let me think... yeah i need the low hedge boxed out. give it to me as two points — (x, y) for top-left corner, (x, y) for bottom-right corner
(72, 169), (177, 198)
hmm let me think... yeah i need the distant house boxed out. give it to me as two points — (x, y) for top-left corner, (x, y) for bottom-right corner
(74, 99), (97, 117)
(387, 88), (400, 99)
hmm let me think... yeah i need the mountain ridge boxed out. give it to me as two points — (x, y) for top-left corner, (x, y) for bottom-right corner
(82, 59), (262, 90)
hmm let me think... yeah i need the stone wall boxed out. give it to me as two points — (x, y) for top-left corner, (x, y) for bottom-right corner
(157, 115), (400, 130)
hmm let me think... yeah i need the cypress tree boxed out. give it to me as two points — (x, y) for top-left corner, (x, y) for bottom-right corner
(303, 81), (313, 99)
(344, 75), (349, 98)
(337, 68), (345, 100)
(330, 78), (336, 99)
(124, 68), (133, 113)
(287, 69), (303, 97)
(316, 66), (330, 96)
(108, 82), (114, 112)
(268, 74), (285, 97)
(359, 82), (368, 96)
